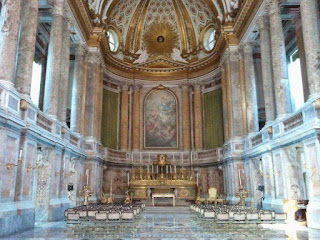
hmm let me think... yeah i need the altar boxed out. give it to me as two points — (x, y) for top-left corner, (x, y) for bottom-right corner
(152, 193), (175, 206)
(128, 154), (197, 201)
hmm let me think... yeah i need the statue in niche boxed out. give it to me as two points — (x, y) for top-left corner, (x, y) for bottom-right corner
(171, 48), (188, 63)
(133, 49), (149, 64)
(36, 147), (50, 167)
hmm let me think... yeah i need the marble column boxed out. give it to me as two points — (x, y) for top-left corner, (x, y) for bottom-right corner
(132, 84), (141, 150)
(268, 0), (291, 117)
(120, 84), (129, 150)
(58, 15), (71, 123)
(70, 44), (87, 133)
(257, 15), (276, 123)
(225, 48), (244, 137)
(300, 0), (320, 99)
(292, 14), (309, 102)
(0, 0), (22, 87)
(220, 66), (229, 140)
(182, 85), (191, 150)
(84, 49), (101, 138)
(43, 0), (65, 119)
(15, 0), (38, 96)
(193, 84), (203, 150)
(243, 42), (259, 134)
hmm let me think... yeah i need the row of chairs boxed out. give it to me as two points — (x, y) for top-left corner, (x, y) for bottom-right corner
(65, 203), (145, 222)
(190, 204), (287, 223)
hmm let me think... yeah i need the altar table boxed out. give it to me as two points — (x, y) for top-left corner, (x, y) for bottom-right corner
(152, 193), (176, 207)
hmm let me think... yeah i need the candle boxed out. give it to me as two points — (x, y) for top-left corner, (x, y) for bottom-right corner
(127, 172), (130, 186)
(152, 165), (154, 174)
(170, 165), (172, 174)
(19, 149), (22, 160)
(238, 169), (242, 187)
(197, 173), (199, 186)
(86, 169), (89, 186)
(175, 165), (177, 174)
(147, 165), (149, 174)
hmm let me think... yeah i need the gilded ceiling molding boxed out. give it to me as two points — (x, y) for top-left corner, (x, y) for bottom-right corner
(133, 0), (151, 53)
(67, 0), (93, 40)
(203, 0), (222, 24)
(174, 0), (197, 53)
(124, 0), (147, 53)
(171, 0), (188, 55)
(106, 0), (121, 20)
(233, 0), (262, 38)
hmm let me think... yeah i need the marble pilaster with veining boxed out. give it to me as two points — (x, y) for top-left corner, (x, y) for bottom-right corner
(132, 84), (141, 150)
(120, 84), (129, 150)
(182, 85), (191, 150)
(193, 84), (203, 150)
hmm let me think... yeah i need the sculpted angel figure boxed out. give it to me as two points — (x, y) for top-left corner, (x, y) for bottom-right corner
(171, 48), (188, 63)
(133, 49), (149, 64)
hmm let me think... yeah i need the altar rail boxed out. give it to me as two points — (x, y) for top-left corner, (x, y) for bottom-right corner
(104, 148), (223, 166)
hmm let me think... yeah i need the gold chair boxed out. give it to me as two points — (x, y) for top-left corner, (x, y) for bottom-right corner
(206, 187), (217, 205)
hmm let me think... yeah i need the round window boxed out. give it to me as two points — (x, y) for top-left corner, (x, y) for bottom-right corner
(107, 29), (119, 52)
(204, 28), (216, 51)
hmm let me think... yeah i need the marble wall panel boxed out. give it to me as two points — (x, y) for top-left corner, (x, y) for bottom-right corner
(198, 167), (224, 196)
(102, 166), (130, 201)
(1, 131), (20, 202)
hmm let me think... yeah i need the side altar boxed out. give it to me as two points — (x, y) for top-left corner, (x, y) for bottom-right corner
(129, 154), (197, 201)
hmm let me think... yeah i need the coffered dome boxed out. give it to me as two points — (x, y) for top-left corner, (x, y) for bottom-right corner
(84, 0), (244, 80)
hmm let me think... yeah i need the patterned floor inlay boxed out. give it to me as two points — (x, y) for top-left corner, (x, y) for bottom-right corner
(2, 207), (320, 239)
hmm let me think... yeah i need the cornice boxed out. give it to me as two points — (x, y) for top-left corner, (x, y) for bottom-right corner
(67, 0), (94, 41)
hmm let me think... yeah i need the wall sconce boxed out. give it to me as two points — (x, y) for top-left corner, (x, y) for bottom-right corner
(6, 149), (23, 170)
(64, 171), (75, 177)
(27, 165), (38, 173)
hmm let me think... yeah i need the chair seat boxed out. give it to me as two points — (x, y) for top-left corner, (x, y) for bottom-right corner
(95, 212), (107, 220)
(204, 211), (216, 218)
(108, 212), (120, 220)
(122, 212), (134, 220)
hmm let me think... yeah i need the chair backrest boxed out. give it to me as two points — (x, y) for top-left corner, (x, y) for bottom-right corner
(208, 187), (217, 200)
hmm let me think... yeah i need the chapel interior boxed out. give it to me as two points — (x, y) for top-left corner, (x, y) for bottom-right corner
(0, 0), (320, 239)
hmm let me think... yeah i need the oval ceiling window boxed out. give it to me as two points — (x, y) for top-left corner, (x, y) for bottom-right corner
(107, 29), (119, 52)
(204, 28), (216, 51)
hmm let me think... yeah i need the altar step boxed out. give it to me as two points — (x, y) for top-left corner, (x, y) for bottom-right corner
(144, 206), (190, 214)
(144, 198), (193, 207)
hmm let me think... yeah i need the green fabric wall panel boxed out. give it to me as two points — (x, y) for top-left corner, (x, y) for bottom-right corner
(204, 88), (224, 149)
(101, 89), (119, 149)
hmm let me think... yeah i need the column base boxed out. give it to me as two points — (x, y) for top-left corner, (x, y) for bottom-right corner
(307, 200), (320, 229)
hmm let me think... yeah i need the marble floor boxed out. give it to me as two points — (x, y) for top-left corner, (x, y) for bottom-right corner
(2, 207), (320, 240)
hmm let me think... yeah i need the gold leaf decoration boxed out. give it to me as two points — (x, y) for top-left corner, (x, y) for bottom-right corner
(143, 21), (179, 56)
